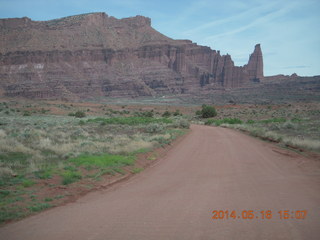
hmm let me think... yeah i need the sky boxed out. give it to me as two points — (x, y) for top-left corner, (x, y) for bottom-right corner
(0, 0), (319, 76)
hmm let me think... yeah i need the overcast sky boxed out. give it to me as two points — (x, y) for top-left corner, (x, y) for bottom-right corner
(0, 0), (319, 76)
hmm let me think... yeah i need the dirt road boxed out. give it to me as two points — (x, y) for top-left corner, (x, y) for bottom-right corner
(1, 125), (320, 240)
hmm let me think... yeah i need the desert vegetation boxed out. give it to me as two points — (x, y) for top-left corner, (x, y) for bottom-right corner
(0, 100), (189, 223)
(202, 103), (320, 152)
(1, 99), (319, 224)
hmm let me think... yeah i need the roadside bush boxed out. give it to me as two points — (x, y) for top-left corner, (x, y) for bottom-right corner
(173, 110), (182, 116)
(195, 110), (202, 116)
(162, 111), (171, 118)
(79, 120), (86, 125)
(200, 105), (217, 118)
(145, 123), (165, 133)
(204, 119), (215, 125)
(61, 170), (82, 185)
(205, 118), (242, 126)
(74, 111), (86, 118)
(282, 121), (296, 129)
(175, 119), (190, 129)
(22, 179), (35, 188)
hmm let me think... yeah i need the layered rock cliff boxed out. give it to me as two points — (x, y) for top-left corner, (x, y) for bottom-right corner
(0, 13), (264, 99)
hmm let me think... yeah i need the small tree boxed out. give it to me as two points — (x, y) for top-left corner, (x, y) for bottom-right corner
(173, 110), (181, 116)
(200, 105), (217, 118)
(74, 111), (86, 118)
(162, 111), (171, 118)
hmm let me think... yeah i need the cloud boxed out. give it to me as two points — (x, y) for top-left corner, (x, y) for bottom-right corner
(182, 1), (277, 36)
(201, 1), (298, 42)
(283, 66), (310, 69)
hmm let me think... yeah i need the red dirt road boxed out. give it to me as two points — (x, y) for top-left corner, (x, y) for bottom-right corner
(1, 125), (320, 240)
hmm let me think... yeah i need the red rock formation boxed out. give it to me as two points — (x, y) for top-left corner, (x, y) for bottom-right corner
(244, 44), (264, 82)
(0, 13), (264, 99)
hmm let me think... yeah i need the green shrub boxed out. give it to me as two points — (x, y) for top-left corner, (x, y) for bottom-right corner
(175, 119), (190, 129)
(0, 190), (11, 197)
(162, 111), (171, 117)
(200, 105), (217, 118)
(79, 120), (86, 125)
(61, 170), (82, 185)
(74, 111), (86, 118)
(195, 110), (202, 116)
(204, 119), (215, 125)
(153, 137), (171, 145)
(173, 110), (181, 116)
(34, 169), (52, 179)
(282, 121), (296, 129)
(22, 179), (35, 188)
(145, 123), (165, 133)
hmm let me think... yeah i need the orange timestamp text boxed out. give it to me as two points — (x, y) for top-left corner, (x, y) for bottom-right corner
(211, 210), (307, 220)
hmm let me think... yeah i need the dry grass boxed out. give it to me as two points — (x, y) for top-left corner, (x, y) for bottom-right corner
(225, 124), (320, 152)
(0, 101), (190, 178)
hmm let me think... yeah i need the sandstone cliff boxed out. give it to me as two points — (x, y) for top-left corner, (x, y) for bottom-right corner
(0, 13), (264, 99)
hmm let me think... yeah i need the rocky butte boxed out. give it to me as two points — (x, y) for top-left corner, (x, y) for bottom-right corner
(0, 12), (264, 99)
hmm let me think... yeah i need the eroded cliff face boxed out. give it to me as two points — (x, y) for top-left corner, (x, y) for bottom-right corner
(0, 13), (264, 99)
(244, 44), (264, 82)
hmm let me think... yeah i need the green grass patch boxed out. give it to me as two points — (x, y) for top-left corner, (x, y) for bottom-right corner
(112, 168), (125, 175)
(87, 168), (115, 181)
(34, 169), (53, 179)
(205, 118), (243, 126)
(21, 179), (35, 188)
(291, 117), (303, 123)
(259, 118), (286, 124)
(131, 148), (151, 155)
(69, 154), (135, 168)
(87, 116), (172, 125)
(0, 207), (26, 223)
(246, 119), (255, 124)
(27, 203), (52, 212)
(132, 168), (143, 174)
(61, 170), (82, 185)
(54, 195), (65, 200)
(0, 190), (11, 197)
